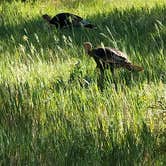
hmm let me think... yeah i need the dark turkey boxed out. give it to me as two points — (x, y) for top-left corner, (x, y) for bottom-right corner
(83, 42), (144, 73)
(42, 12), (96, 29)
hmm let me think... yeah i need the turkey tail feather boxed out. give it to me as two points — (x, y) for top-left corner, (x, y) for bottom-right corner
(80, 20), (96, 29)
(125, 63), (144, 72)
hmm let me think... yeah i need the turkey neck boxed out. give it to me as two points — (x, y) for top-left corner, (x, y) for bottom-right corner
(88, 49), (94, 57)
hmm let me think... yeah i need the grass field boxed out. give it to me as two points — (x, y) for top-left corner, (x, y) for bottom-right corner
(0, 0), (166, 165)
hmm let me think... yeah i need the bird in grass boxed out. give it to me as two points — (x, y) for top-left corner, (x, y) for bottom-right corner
(42, 12), (96, 29)
(83, 42), (144, 74)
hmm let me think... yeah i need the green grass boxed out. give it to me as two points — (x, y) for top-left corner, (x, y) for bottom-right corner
(0, 0), (166, 165)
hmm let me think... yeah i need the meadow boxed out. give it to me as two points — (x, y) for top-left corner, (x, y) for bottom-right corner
(0, 0), (166, 165)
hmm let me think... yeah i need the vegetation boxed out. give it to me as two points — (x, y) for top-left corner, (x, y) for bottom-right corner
(0, 0), (166, 165)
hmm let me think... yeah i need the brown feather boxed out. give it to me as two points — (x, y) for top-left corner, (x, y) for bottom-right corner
(124, 63), (144, 72)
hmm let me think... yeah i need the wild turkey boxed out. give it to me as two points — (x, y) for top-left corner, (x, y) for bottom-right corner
(83, 42), (144, 74)
(42, 12), (96, 29)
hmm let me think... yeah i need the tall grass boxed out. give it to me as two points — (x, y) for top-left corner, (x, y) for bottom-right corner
(0, 0), (166, 165)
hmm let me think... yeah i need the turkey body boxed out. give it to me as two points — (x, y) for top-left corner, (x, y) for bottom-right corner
(84, 42), (144, 73)
(43, 12), (96, 29)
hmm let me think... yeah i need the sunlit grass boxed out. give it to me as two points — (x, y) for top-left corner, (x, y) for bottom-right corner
(0, 0), (166, 165)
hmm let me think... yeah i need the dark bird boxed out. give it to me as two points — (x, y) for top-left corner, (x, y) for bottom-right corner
(42, 12), (96, 29)
(83, 42), (144, 74)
